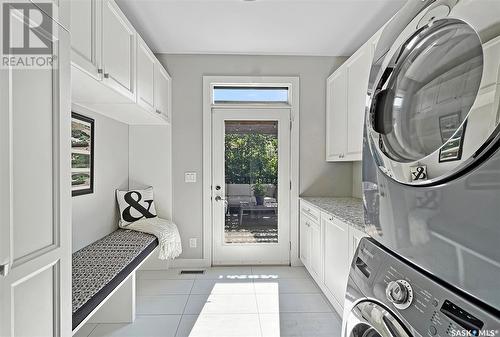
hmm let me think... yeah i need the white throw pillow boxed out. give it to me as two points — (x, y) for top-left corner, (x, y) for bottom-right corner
(116, 187), (158, 227)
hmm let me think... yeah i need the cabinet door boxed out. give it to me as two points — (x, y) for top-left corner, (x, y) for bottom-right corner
(323, 215), (349, 306)
(346, 44), (372, 159)
(309, 221), (323, 281)
(155, 63), (171, 122)
(102, 0), (136, 100)
(299, 213), (310, 267)
(0, 10), (72, 337)
(71, 0), (102, 80)
(326, 69), (348, 161)
(136, 35), (156, 112)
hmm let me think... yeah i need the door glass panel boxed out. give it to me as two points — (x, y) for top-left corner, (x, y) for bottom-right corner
(224, 121), (278, 244)
(375, 20), (483, 162)
(214, 87), (289, 104)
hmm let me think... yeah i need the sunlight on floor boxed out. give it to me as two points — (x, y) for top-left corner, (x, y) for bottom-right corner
(187, 275), (280, 337)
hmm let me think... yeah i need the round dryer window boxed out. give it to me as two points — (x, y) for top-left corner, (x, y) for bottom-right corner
(344, 301), (411, 337)
(367, 14), (500, 185)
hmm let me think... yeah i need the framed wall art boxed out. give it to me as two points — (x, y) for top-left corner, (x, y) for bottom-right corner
(71, 113), (94, 196)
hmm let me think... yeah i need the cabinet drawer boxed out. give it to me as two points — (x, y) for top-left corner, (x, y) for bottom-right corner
(300, 201), (320, 222)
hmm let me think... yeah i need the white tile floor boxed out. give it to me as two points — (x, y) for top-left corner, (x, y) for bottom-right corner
(75, 266), (342, 337)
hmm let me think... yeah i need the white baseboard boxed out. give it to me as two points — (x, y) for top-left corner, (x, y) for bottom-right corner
(139, 250), (211, 270)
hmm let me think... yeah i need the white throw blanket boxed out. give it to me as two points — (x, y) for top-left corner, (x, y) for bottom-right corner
(127, 217), (182, 260)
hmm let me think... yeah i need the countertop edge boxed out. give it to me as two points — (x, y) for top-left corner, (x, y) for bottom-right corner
(299, 197), (366, 233)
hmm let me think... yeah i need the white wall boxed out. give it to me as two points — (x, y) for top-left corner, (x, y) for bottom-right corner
(129, 125), (173, 220)
(156, 54), (354, 259)
(72, 106), (129, 252)
(352, 161), (363, 199)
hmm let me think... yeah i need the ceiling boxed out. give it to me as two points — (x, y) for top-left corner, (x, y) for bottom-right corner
(116, 0), (406, 57)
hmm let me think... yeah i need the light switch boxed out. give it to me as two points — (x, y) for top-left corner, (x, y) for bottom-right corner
(185, 172), (197, 183)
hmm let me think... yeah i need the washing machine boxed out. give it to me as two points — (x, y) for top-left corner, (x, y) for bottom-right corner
(342, 238), (500, 337)
(362, 0), (500, 315)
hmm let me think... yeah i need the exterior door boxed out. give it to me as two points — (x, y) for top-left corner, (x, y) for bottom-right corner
(0, 4), (72, 337)
(212, 109), (291, 265)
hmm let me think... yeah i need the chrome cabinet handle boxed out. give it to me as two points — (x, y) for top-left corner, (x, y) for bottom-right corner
(104, 73), (109, 79)
(0, 263), (10, 277)
(97, 68), (103, 74)
(214, 196), (225, 202)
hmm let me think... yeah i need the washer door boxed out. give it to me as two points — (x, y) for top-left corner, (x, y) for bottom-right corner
(344, 301), (412, 337)
(367, 7), (500, 185)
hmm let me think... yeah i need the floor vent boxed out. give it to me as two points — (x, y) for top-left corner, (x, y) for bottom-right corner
(180, 270), (206, 275)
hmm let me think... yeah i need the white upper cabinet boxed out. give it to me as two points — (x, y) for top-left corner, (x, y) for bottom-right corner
(346, 43), (373, 158)
(326, 69), (348, 161)
(154, 62), (172, 122)
(136, 35), (156, 112)
(326, 28), (381, 162)
(102, 0), (136, 100)
(30, 0), (70, 30)
(71, 0), (102, 80)
(70, 0), (171, 125)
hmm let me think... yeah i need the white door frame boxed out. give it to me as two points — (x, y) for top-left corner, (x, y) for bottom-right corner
(202, 76), (300, 266)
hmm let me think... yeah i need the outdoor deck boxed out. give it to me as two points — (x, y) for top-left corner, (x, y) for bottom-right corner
(225, 211), (278, 244)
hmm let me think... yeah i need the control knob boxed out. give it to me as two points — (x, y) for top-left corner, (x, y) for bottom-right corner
(386, 280), (413, 310)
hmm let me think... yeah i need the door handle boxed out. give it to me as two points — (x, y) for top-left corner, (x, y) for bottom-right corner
(0, 263), (10, 277)
(214, 196), (225, 202)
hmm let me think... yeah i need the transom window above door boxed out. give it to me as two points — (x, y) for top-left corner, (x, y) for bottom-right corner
(213, 86), (289, 104)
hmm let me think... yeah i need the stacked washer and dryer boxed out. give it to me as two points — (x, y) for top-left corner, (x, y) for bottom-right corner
(343, 1), (500, 337)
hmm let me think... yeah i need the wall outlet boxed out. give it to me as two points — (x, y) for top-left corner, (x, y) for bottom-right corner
(185, 172), (197, 183)
(189, 238), (197, 248)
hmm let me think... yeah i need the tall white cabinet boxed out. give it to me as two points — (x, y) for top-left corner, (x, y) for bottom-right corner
(326, 30), (382, 162)
(0, 3), (72, 336)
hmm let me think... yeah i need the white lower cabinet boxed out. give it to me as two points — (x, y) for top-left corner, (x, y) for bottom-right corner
(299, 200), (365, 316)
(322, 213), (350, 310)
(309, 219), (323, 280)
(299, 213), (311, 267)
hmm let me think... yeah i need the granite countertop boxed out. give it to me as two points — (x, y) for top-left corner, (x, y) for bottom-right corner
(300, 197), (365, 232)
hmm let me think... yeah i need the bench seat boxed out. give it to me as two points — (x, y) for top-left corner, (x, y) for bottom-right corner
(72, 229), (158, 330)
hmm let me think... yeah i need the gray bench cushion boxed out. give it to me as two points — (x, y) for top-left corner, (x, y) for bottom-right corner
(72, 229), (158, 330)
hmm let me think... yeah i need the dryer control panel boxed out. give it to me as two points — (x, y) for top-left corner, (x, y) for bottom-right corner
(352, 238), (500, 337)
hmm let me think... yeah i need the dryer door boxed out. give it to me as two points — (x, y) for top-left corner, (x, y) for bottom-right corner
(367, 8), (500, 186)
(344, 301), (412, 337)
